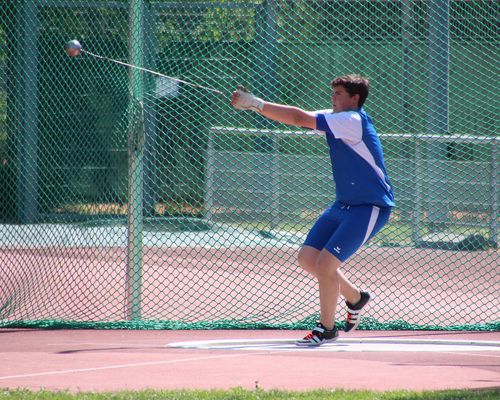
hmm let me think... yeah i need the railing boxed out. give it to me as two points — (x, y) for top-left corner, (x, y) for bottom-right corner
(206, 127), (498, 246)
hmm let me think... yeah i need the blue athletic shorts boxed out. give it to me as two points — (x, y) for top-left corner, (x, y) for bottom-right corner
(303, 201), (392, 262)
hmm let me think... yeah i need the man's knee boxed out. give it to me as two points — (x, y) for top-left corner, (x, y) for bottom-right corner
(316, 250), (342, 279)
(297, 246), (319, 272)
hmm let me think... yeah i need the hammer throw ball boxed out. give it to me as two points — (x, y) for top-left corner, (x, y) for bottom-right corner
(65, 40), (82, 58)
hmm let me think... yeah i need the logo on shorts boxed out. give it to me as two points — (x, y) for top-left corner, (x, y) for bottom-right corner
(333, 246), (341, 254)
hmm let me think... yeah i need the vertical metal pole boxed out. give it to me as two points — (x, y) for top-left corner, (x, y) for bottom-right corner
(427, 0), (449, 130)
(203, 129), (215, 224)
(427, 0), (450, 231)
(412, 137), (423, 243)
(16, 0), (40, 223)
(254, 0), (278, 106)
(490, 138), (498, 247)
(142, 6), (159, 217)
(254, 0), (279, 227)
(271, 132), (280, 230)
(426, 0), (450, 232)
(401, 0), (413, 133)
(253, 0), (278, 139)
(126, 0), (144, 321)
(402, 1), (418, 239)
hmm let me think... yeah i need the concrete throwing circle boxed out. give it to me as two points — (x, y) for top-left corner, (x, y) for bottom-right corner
(167, 338), (500, 352)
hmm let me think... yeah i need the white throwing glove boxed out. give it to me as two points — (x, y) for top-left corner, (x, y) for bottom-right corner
(232, 86), (264, 112)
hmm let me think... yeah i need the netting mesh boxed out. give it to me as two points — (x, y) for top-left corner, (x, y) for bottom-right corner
(0, 0), (498, 331)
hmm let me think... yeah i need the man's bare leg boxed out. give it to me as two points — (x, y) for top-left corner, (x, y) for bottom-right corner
(298, 246), (361, 306)
(315, 249), (342, 329)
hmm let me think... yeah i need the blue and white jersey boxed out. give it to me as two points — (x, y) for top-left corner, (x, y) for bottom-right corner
(316, 109), (395, 207)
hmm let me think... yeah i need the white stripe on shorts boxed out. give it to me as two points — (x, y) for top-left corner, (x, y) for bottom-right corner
(361, 206), (380, 246)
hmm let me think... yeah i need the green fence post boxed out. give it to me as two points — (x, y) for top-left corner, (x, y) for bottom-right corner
(491, 138), (498, 246)
(14, 0), (40, 223)
(253, 0), (279, 228)
(401, 0), (414, 134)
(126, 0), (145, 321)
(143, 5), (159, 217)
(426, 0), (450, 233)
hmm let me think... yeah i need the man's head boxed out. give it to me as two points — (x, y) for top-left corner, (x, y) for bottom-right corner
(331, 75), (370, 112)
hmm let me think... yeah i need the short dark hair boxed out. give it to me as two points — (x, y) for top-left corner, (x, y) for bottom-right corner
(331, 75), (370, 107)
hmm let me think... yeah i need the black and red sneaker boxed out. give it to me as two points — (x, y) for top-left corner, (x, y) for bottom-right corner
(295, 323), (339, 347)
(344, 291), (371, 332)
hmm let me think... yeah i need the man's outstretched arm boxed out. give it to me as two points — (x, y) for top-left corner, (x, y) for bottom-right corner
(231, 87), (316, 130)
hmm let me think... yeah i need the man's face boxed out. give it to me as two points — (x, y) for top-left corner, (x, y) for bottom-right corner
(332, 85), (359, 112)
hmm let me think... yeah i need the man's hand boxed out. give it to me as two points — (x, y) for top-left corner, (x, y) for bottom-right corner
(231, 85), (264, 112)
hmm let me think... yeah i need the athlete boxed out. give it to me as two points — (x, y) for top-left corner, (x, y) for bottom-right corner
(231, 75), (395, 346)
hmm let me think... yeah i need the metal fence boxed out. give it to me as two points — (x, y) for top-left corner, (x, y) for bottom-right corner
(0, 0), (498, 330)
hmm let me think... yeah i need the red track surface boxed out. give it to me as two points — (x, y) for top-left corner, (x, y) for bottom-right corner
(0, 329), (499, 393)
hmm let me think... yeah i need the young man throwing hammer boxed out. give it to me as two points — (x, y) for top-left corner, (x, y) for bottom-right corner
(231, 75), (395, 346)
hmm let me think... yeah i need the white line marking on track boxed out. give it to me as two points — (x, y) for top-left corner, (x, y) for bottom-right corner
(445, 351), (500, 358)
(167, 338), (500, 353)
(0, 352), (268, 381)
(46, 342), (162, 348)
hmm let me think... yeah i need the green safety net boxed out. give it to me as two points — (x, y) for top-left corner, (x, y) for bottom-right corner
(0, 0), (498, 331)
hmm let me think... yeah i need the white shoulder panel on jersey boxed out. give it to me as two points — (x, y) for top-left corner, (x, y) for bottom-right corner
(324, 111), (362, 143)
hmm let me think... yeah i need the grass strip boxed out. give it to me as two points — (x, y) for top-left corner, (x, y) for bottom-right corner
(0, 388), (499, 400)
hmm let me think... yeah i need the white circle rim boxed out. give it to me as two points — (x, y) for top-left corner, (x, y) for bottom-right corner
(167, 338), (500, 352)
